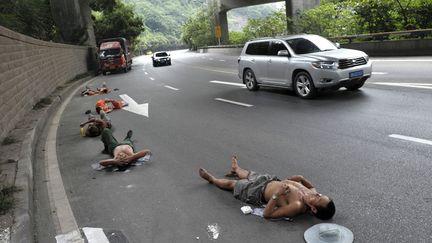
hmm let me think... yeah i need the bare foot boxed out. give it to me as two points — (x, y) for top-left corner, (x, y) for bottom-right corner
(231, 156), (239, 173)
(199, 168), (214, 183)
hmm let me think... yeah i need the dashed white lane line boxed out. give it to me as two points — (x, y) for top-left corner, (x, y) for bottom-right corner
(219, 60), (226, 62)
(150, 77), (155, 80)
(164, 85), (179, 91)
(372, 72), (388, 75)
(144, 72), (148, 75)
(210, 80), (246, 88)
(82, 227), (109, 243)
(370, 82), (432, 90)
(215, 98), (253, 107)
(389, 134), (432, 146)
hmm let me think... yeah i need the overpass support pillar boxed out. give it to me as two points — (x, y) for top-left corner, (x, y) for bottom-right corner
(285, 0), (320, 33)
(217, 10), (229, 44)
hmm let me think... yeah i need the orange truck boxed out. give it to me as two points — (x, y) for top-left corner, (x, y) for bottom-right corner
(98, 37), (132, 75)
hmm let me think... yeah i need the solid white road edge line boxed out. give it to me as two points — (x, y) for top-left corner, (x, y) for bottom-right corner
(82, 228), (109, 243)
(210, 80), (246, 88)
(389, 134), (432, 146)
(372, 59), (432, 62)
(164, 85), (179, 91)
(370, 82), (432, 90)
(51, 79), (97, 243)
(215, 98), (253, 107)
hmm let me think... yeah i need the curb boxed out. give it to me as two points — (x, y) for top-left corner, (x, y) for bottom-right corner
(10, 76), (94, 243)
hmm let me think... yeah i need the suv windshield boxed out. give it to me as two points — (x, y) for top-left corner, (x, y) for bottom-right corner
(100, 48), (121, 58)
(156, 52), (168, 57)
(285, 36), (337, 54)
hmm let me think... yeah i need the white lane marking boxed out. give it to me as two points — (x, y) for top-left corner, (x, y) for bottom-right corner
(82, 228), (109, 243)
(389, 134), (432, 146)
(119, 94), (149, 117)
(209, 58), (214, 60)
(150, 77), (155, 80)
(210, 80), (246, 88)
(207, 224), (220, 240)
(370, 82), (432, 90)
(219, 60), (226, 62)
(184, 65), (236, 74)
(372, 59), (432, 62)
(164, 85), (179, 91)
(372, 72), (388, 75)
(215, 98), (253, 107)
(144, 72), (148, 75)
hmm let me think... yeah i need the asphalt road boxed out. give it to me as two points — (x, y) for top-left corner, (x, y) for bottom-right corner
(49, 51), (432, 242)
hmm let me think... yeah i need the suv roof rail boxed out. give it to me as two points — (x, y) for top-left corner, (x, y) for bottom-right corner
(275, 33), (309, 38)
(249, 37), (274, 41)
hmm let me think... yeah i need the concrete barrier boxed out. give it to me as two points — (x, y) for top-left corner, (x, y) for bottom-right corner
(0, 26), (90, 142)
(199, 38), (432, 57)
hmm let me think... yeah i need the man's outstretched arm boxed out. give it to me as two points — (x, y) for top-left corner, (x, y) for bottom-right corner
(123, 149), (151, 163)
(263, 200), (303, 219)
(287, 175), (316, 191)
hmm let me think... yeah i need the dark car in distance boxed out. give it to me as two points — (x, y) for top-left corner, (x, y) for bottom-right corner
(152, 51), (171, 67)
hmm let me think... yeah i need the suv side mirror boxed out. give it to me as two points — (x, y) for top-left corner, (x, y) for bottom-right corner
(277, 50), (290, 57)
(335, 42), (341, 49)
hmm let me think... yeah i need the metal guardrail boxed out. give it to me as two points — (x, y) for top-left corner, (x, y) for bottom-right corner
(326, 28), (432, 43)
(202, 28), (432, 49)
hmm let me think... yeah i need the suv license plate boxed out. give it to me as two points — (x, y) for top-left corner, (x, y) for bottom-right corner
(349, 70), (363, 78)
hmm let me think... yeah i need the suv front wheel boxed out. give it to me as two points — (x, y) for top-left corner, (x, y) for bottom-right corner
(243, 69), (259, 91)
(294, 71), (316, 99)
(346, 78), (366, 91)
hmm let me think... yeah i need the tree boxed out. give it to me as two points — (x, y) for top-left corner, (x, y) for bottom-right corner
(229, 31), (248, 44)
(0, 0), (58, 41)
(242, 11), (287, 39)
(92, 0), (144, 46)
(353, 0), (398, 34)
(181, 8), (216, 49)
(296, 1), (359, 37)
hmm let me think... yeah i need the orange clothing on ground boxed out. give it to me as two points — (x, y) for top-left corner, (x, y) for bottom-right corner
(96, 99), (125, 113)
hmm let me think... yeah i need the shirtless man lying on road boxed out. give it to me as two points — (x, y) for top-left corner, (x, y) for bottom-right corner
(99, 128), (151, 167)
(199, 156), (335, 220)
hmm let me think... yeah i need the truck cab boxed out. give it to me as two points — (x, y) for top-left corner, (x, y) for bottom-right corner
(98, 37), (132, 75)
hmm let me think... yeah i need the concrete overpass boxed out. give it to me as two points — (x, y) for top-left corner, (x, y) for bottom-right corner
(208, 0), (320, 44)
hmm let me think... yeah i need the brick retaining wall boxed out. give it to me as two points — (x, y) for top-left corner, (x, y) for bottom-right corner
(0, 26), (90, 142)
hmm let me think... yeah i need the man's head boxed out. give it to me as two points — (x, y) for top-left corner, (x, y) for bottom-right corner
(96, 106), (102, 114)
(305, 193), (336, 220)
(85, 124), (101, 137)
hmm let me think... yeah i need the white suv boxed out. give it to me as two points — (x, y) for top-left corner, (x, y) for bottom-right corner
(238, 34), (372, 98)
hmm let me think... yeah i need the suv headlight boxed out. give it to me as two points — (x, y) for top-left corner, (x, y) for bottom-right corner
(312, 61), (338, 70)
(364, 55), (369, 62)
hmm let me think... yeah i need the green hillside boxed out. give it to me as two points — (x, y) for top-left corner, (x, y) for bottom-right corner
(124, 0), (280, 51)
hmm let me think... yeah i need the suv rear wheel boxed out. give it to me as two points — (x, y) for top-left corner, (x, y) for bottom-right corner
(294, 71), (316, 99)
(243, 69), (259, 91)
